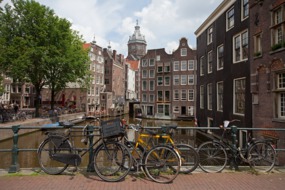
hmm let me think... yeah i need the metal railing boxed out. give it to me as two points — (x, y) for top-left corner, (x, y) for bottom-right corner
(1, 124), (285, 173)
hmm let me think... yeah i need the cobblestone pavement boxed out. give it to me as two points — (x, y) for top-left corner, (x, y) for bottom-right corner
(0, 169), (285, 190)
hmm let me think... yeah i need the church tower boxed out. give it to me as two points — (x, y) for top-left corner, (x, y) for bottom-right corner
(127, 20), (147, 60)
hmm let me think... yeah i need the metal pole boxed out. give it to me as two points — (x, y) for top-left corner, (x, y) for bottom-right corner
(230, 125), (239, 170)
(87, 125), (95, 172)
(8, 125), (20, 173)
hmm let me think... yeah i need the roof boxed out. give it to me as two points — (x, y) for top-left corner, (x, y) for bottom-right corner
(126, 59), (140, 70)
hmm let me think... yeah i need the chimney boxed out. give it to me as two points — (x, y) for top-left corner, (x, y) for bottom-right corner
(113, 50), (117, 60)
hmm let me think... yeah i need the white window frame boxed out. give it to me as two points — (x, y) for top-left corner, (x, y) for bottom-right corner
(173, 61), (179, 71)
(149, 80), (155, 91)
(208, 51), (213, 73)
(188, 75), (194, 85)
(142, 59), (148, 67)
(207, 83), (212, 110)
(217, 81), (223, 112)
(200, 85), (204, 109)
(233, 30), (248, 63)
(181, 75), (187, 85)
(149, 69), (155, 78)
(241, 0), (249, 21)
(207, 26), (213, 44)
(200, 56), (205, 76)
(217, 44), (224, 70)
(181, 89), (187, 101)
(149, 59), (155, 66)
(174, 90), (179, 101)
(188, 89), (194, 101)
(276, 72), (285, 119)
(233, 77), (246, 115)
(226, 6), (235, 31)
(181, 61), (187, 71)
(181, 48), (187, 56)
(188, 60), (195, 70)
(173, 75), (179, 85)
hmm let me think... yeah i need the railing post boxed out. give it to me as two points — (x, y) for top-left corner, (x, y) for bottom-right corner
(9, 125), (20, 173)
(87, 125), (95, 172)
(230, 125), (239, 170)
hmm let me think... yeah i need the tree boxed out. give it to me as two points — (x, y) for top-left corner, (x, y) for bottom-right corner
(0, 0), (90, 116)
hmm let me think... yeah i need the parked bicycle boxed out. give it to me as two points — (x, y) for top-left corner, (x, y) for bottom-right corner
(37, 117), (132, 182)
(124, 118), (199, 174)
(197, 120), (276, 173)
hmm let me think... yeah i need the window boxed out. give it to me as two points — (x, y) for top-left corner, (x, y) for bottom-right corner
(142, 94), (147, 102)
(174, 90), (179, 101)
(200, 85), (204, 109)
(217, 45), (224, 70)
(200, 56), (205, 76)
(173, 106), (179, 113)
(207, 26), (213, 44)
(234, 78), (245, 115)
(165, 91), (170, 101)
(149, 69), (155, 78)
(188, 89), (194, 101)
(149, 80), (155, 91)
(164, 65), (170, 72)
(188, 75), (194, 85)
(227, 7), (234, 30)
(181, 75), (187, 85)
(188, 60), (195, 70)
(156, 55), (160, 61)
(157, 76), (163, 86)
(173, 61), (179, 71)
(181, 48), (187, 56)
(142, 80), (147, 91)
(271, 7), (285, 50)
(142, 59), (148, 67)
(254, 33), (262, 56)
(181, 61), (187, 71)
(149, 59), (155, 66)
(142, 70), (147, 78)
(181, 90), (187, 101)
(207, 83), (212, 110)
(233, 30), (248, 63)
(157, 91), (163, 101)
(208, 51), (213, 73)
(217, 82), (223, 112)
(164, 76), (170, 86)
(276, 72), (285, 119)
(173, 75), (179, 85)
(242, 0), (249, 20)
(149, 94), (155, 102)
(157, 66), (163, 73)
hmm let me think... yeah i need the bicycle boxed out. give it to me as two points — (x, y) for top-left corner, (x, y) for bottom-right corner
(122, 120), (181, 183)
(37, 117), (132, 182)
(124, 119), (199, 174)
(197, 120), (276, 173)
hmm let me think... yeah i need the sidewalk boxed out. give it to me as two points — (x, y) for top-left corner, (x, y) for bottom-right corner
(0, 168), (285, 190)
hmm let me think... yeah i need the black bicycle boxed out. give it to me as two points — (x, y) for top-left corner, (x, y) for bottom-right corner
(37, 117), (132, 182)
(197, 120), (276, 173)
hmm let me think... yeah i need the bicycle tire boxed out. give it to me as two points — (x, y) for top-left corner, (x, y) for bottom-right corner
(197, 141), (227, 173)
(144, 145), (180, 183)
(175, 144), (199, 173)
(93, 141), (132, 182)
(37, 138), (72, 175)
(248, 141), (276, 173)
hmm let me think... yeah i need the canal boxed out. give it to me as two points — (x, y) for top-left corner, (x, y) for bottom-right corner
(0, 115), (197, 170)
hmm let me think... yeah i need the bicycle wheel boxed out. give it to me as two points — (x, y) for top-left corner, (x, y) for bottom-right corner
(94, 141), (132, 182)
(248, 142), (276, 173)
(144, 145), (180, 183)
(37, 138), (72, 175)
(197, 141), (227, 173)
(175, 144), (199, 173)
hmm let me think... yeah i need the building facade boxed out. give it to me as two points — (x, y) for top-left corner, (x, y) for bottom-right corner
(195, 0), (251, 130)
(249, 0), (285, 164)
(140, 37), (196, 120)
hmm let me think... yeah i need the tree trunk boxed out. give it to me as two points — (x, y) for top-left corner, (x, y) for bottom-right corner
(50, 87), (55, 110)
(34, 87), (41, 118)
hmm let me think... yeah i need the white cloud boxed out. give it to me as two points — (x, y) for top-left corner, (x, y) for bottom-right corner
(1, 0), (223, 56)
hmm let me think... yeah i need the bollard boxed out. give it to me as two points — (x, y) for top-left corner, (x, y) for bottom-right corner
(87, 125), (95, 172)
(230, 125), (239, 170)
(8, 125), (20, 173)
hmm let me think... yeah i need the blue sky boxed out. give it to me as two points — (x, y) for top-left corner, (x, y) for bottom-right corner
(1, 0), (223, 56)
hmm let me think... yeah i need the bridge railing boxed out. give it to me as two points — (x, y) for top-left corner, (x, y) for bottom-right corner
(1, 124), (285, 173)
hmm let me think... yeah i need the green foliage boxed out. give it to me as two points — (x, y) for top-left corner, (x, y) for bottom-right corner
(0, 0), (90, 114)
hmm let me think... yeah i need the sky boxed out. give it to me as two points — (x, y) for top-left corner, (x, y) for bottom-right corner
(1, 0), (223, 56)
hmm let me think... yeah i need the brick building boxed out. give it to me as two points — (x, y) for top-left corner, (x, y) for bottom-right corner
(249, 0), (285, 164)
(140, 37), (196, 120)
(195, 0), (251, 132)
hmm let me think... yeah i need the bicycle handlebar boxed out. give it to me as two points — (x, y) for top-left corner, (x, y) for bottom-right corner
(219, 119), (240, 129)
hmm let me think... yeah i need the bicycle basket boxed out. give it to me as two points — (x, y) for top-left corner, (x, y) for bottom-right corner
(101, 118), (124, 139)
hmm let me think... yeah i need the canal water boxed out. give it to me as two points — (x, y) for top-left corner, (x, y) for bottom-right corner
(0, 115), (197, 170)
